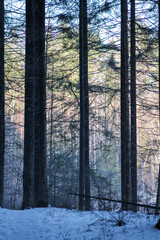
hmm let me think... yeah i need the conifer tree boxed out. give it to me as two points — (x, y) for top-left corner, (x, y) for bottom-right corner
(155, 0), (160, 216)
(0, 0), (5, 207)
(23, 0), (48, 208)
(23, 0), (36, 209)
(130, 0), (137, 212)
(79, 0), (90, 211)
(121, 0), (130, 210)
(34, 0), (48, 207)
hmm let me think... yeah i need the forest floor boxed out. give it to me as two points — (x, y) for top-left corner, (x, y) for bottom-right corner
(0, 207), (160, 239)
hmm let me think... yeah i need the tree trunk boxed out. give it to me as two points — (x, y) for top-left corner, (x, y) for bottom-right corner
(156, 0), (160, 216)
(130, 0), (137, 212)
(34, 0), (48, 207)
(23, 0), (48, 208)
(79, 0), (90, 211)
(156, 165), (160, 215)
(121, 0), (130, 210)
(0, 0), (5, 207)
(23, 0), (36, 209)
(159, 0), (160, 128)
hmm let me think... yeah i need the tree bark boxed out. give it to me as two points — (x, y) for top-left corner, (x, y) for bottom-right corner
(121, 0), (130, 210)
(23, 0), (48, 208)
(156, 0), (160, 216)
(34, 0), (48, 207)
(130, 0), (137, 212)
(23, 0), (36, 209)
(79, 0), (90, 211)
(0, 0), (5, 207)
(159, 0), (160, 128)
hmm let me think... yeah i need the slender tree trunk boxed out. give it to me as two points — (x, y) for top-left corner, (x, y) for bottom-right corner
(156, 0), (160, 216)
(130, 0), (137, 212)
(0, 0), (5, 207)
(79, 0), (90, 211)
(23, 0), (35, 209)
(159, 0), (160, 128)
(156, 166), (160, 215)
(34, 0), (48, 207)
(121, 0), (130, 210)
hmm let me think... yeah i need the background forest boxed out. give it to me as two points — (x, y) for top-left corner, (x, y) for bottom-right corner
(1, 0), (159, 210)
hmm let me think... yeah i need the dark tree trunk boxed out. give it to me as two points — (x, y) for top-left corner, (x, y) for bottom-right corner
(156, 166), (160, 215)
(23, 0), (48, 209)
(159, 0), (160, 128)
(23, 0), (36, 209)
(130, 0), (137, 212)
(34, 0), (48, 207)
(121, 0), (130, 210)
(79, 0), (90, 211)
(0, 0), (5, 207)
(156, 0), (160, 216)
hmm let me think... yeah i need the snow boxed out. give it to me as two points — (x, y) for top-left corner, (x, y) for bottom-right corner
(0, 207), (160, 240)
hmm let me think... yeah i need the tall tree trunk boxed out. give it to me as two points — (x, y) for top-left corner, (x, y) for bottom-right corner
(159, 0), (160, 128)
(130, 0), (137, 212)
(34, 0), (48, 207)
(156, 0), (160, 216)
(23, 0), (35, 209)
(23, 0), (48, 208)
(121, 0), (130, 210)
(79, 0), (90, 211)
(0, 0), (5, 207)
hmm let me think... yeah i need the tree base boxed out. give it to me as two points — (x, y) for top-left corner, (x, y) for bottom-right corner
(36, 201), (48, 208)
(155, 219), (160, 229)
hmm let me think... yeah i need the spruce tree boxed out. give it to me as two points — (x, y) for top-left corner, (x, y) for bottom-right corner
(0, 0), (5, 207)
(79, 0), (90, 211)
(23, 0), (48, 208)
(130, 0), (137, 212)
(34, 0), (48, 207)
(121, 0), (130, 210)
(23, 0), (35, 209)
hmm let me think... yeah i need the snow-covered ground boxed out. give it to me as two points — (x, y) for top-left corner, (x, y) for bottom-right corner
(0, 207), (160, 240)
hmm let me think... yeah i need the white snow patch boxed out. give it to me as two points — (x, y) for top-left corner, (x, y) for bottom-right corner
(0, 207), (160, 239)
